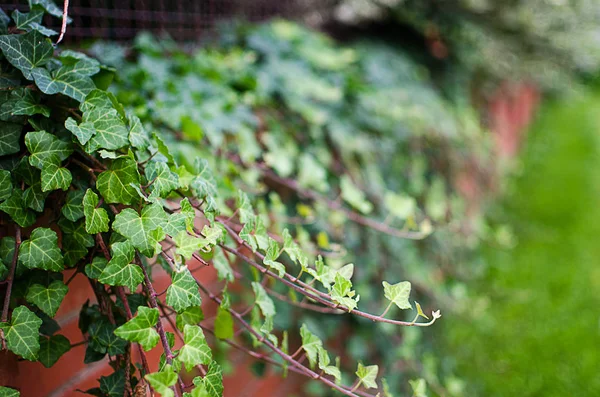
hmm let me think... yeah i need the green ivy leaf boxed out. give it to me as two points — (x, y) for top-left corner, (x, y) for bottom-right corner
(83, 107), (130, 152)
(65, 117), (95, 145)
(38, 334), (70, 367)
(96, 158), (140, 205)
(26, 280), (68, 317)
(0, 30), (53, 79)
(409, 378), (427, 397)
(414, 301), (429, 320)
(174, 231), (205, 260)
(212, 249), (233, 282)
(31, 63), (96, 102)
(61, 189), (85, 221)
(166, 267), (201, 313)
(176, 306), (204, 331)
(83, 189), (110, 234)
(98, 241), (143, 292)
(300, 323), (323, 368)
(0, 190), (36, 227)
(0, 169), (13, 201)
(40, 163), (72, 192)
(251, 282), (275, 318)
(114, 306), (160, 351)
(18, 227), (63, 272)
(29, 0), (70, 20)
(340, 175), (373, 214)
(25, 130), (72, 169)
(330, 273), (359, 311)
(0, 88), (50, 118)
(0, 122), (22, 156)
(146, 161), (180, 198)
(178, 324), (212, 371)
(282, 229), (308, 269)
(145, 365), (178, 397)
(12, 9), (43, 30)
(0, 306), (42, 361)
(112, 203), (167, 257)
(128, 113), (150, 150)
(85, 256), (107, 279)
(23, 182), (47, 213)
(263, 238), (285, 277)
(88, 319), (127, 356)
(214, 304), (233, 340)
(195, 361), (224, 397)
(317, 346), (341, 383)
(382, 281), (412, 310)
(0, 386), (19, 397)
(356, 362), (379, 389)
(99, 369), (125, 397)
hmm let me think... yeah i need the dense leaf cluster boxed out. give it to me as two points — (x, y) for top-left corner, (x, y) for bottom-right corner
(0, 3), (490, 397)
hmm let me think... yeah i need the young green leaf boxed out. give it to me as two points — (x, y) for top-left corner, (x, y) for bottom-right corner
(300, 324), (323, 368)
(263, 238), (286, 277)
(356, 362), (379, 389)
(414, 302), (429, 320)
(114, 306), (160, 351)
(83, 189), (110, 234)
(25, 280), (68, 318)
(214, 303), (233, 340)
(0, 306), (42, 361)
(178, 324), (212, 371)
(212, 249), (233, 282)
(166, 267), (202, 313)
(145, 365), (178, 397)
(330, 273), (359, 311)
(18, 227), (63, 272)
(409, 378), (427, 397)
(340, 175), (373, 214)
(251, 282), (275, 318)
(38, 334), (70, 367)
(176, 306), (204, 331)
(382, 281), (412, 310)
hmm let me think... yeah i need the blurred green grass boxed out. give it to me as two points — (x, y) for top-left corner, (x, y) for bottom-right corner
(442, 90), (600, 396)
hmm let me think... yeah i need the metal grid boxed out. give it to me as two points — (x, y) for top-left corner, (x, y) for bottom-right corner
(0, 0), (313, 42)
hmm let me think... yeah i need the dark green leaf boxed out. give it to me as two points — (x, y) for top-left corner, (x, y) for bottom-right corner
(38, 334), (70, 367)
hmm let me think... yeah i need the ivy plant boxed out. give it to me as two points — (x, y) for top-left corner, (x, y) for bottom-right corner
(0, 3), (500, 397)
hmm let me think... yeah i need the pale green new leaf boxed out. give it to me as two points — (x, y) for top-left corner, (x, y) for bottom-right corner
(0, 306), (42, 361)
(178, 325), (212, 371)
(96, 158), (140, 205)
(166, 267), (201, 312)
(40, 163), (72, 192)
(251, 282), (275, 317)
(212, 249), (233, 282)
(145, 365), (178, 397)
(38, 334), (70, 368)
(263, 238), (285, 277)
(330, 273), (359, 311)
(0, 30), (53, 79)
(300, 324), (323, 368)
(356, 362), (379, 389)
(317, 346), (341, 383)
(18, 227), (63, 272)
(214, 303), (233, 340)
(409, 378), (427, 397)
(382, 281), (412, 310)
(114, 306), (160, 351)
(25, 280), (68, 317)
(415, 302), (429, 320)
(83, 189), (109, 234)
(174, 231), (204, 260)
(113, 203), (167, 256)
(340, 175), (373, 214)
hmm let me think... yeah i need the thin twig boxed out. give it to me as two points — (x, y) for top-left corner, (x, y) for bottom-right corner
(1, 227), (21, 350)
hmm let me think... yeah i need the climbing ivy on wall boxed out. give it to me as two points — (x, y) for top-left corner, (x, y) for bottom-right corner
(0, 2), (491, 396)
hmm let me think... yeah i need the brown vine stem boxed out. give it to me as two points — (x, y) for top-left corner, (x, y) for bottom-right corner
(1, 227), (21, 350)
(136, 254), (185, 396)
(218, 232), (440, 327)
(193, 278), (377, 397)
(95, 234), (152, 378)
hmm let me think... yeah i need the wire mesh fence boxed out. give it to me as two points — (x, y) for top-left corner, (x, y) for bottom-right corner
(0, 0), (325, 43)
